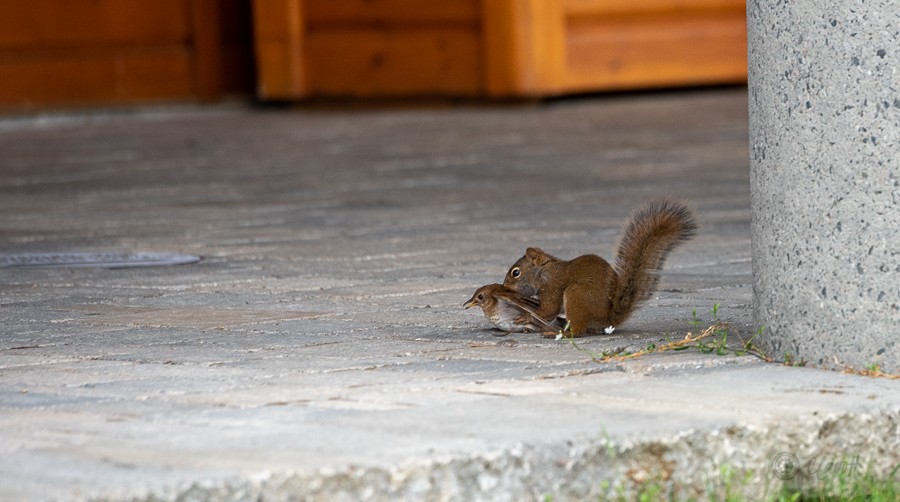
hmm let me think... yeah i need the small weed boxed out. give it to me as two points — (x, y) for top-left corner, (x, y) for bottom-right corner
(704, 464), (753, 502)
(598, 480), (610, 492)
(776, 461), (899, 501)
(597, 476), (672, 502)
(841, 361), (900, 380)
(565, 321), (762, 365)
(689, 308), (702, 328)
(590, 461), (898, 501)
(598, 426), (616, 460)
(558, 302), (772, 364)
(557, 306), (900, 380)
(733, 326), (765, 357)
(781, 352), (807, 367)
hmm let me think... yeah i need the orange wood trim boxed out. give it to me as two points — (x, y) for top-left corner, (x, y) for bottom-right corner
(190, 0), (224, 102)
(481, 0), (566, 97)
(252, 0), (307, 99)
(565, 0), (746, 18)
(305, 0), (479, 26)
(0, 49), (194, 109)
(563, 12), (747, 91)
(531, 0), (568, 93)
(481, 0), (530, 96)
(0, 0), (190, 50)
(304, 28), (481, 97)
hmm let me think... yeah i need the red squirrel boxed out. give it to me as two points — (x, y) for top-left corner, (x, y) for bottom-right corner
(503, 199), (697, 336)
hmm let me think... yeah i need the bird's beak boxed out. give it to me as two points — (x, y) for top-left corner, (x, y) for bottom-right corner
(463, 298), (477, 309)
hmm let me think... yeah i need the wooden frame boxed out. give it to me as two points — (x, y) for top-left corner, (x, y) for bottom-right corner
(252, 0), (747, 100)
(0, 0), (254, 110)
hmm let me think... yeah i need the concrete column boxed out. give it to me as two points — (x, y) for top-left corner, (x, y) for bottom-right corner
(747, 0), (899, 372)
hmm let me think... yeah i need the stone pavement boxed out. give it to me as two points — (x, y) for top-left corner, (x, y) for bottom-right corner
(1, 89), (897, 500)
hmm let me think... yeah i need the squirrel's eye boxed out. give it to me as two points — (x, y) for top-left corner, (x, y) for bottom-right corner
(511, 267), (521, 278)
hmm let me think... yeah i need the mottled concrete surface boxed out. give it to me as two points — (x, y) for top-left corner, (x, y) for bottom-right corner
(1, 89), (897, 500)
(748, 0), (900, 372)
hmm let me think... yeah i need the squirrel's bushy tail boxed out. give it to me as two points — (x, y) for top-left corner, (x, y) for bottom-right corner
(609, 199), (697, 325)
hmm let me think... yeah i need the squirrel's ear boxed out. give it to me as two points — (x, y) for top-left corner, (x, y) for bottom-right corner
(526, 247), (550, 266)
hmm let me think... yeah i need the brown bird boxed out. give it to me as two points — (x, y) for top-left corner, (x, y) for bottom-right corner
(463, 283), (563, 335)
